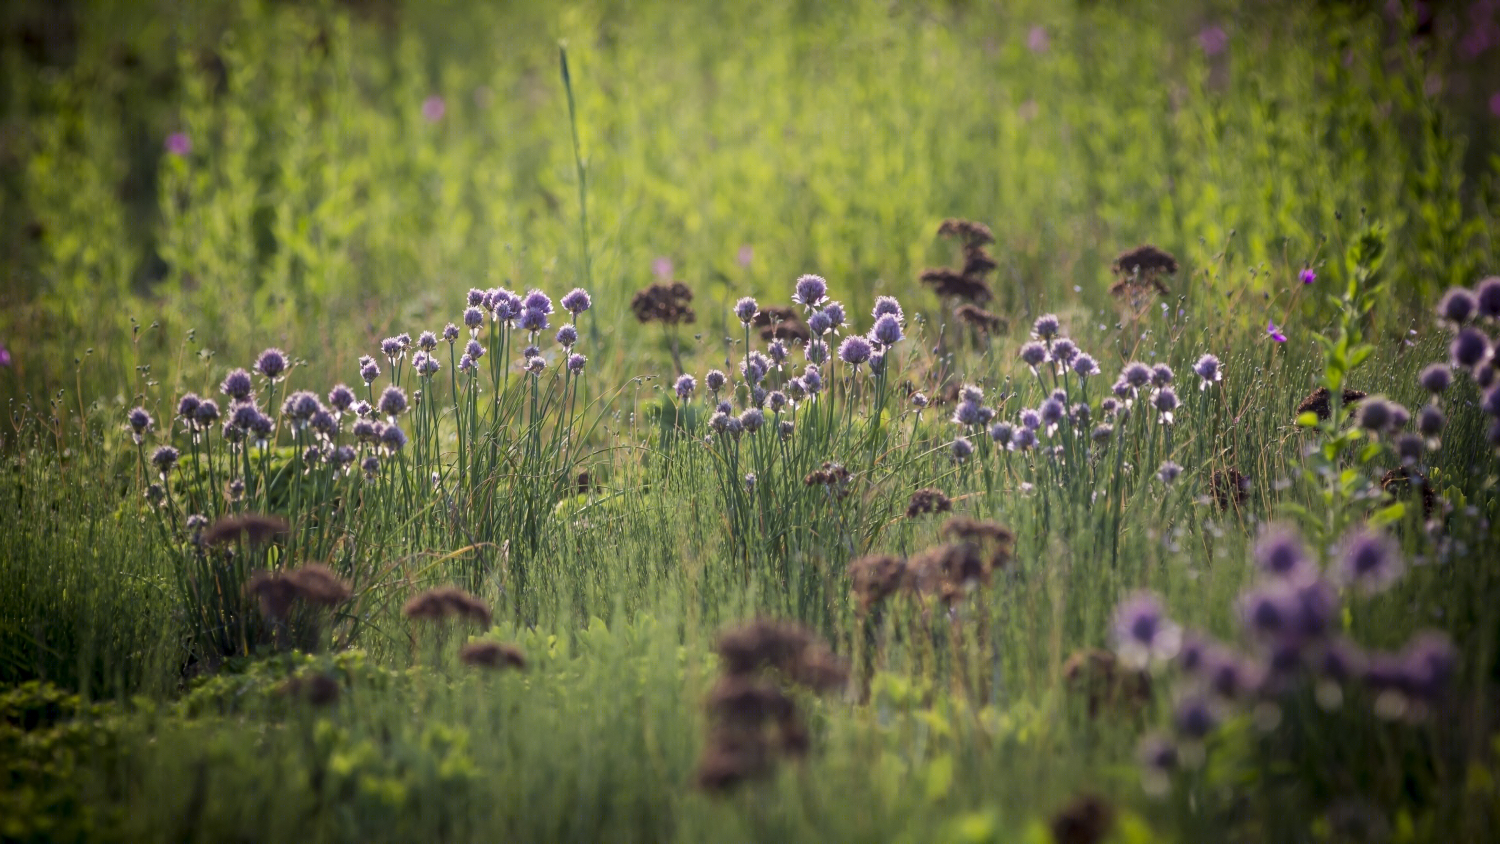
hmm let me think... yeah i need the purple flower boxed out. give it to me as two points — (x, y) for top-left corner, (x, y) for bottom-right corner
(421, 95), (446, 122)
(1355, 396), (1394, 432)
(1050, 338), (1078, 368)
(464, 307), (485, 334)
(808, 310), (833, 336)
(468, 288), (487, 308)
(254, 348), (289, 381)
(739, 408), (765, 433)
(1122, 362), (1152, 389)
(1091, 423), (1113, 442)
(1150, 363), (1174, 387)
(442, 323), (459, 344)
(418, 331), (438, 352)
(1417, 404), (1444, 437)
(0, 346), (9, 367)
(458, 354), (474, 373)
(465, 339), (485, 360)
(872, 296), (903, 321)
(1174, 693), (1220, 740)
(705, 369), (727, 393)
(1032, 314), (1060, 340)
(1198, 24), (1228, 56)
(381, 337), (404, 362)
(379, 424), (407, 453)
(127, 407), (154, 440)
(1012, 427), (1037, 451)
(823, 301), (847, 332)
(768, 390), (787, 412)
(522, 290), (553, 315)
(1019, 341), (1049, 370)
(778, 419), (795, 440)
(1418, 363), (1451, 393)
(952, 400), (983, 426)
(1157, 461), (1183, 484)
(805, 339), (829, 365)
(802, 364), (824, 394)
(734, 297), (759, 324)
(910, 392), (929, 409)
(567, 353), (587, 374)
(1299, 268), (1317, 285)
(283, 391), (322, 421)
(555, 324), (578, 348)
(1113, 591), (1181, 668)
(378, 386), (408, 418)
(1152, 387), (1180, 423)
(989, 421), (1013, 447)
(361, 455), (381, 478)
(1040, 397), (1065, 426)
(1138, 733), (1178, 774)
(1450, 327), (1490, 369)
(872, 313), (904, 346)
(1268, 320), (1287, 343)
(519, 308), (549, 333)
(1474, 276), (1500, 319)
(1399, 631), (1456, 701)
(1336, 529), (1404, 594)
(736, 245), (754, 268)
(561, 288), (592, 315)
(652, 256), (674, 281)
(1395, 433), (1425, 465)
(960, 385), (984, 403)
(1438, 287), (1477, 324)
(309, 410), (338, 440)
(177, 393), (202, 421)
(360, 357), (381, 385)
(194, 400), (220, 427)
(1480, 365), (1498, 391)
(741, 351), (771, 384)
(1193, 354), (1223, 388)
(793, 274), (828, 309)
(1071, 353), (1101, 378)
(1026, 25), (1049, 53)
(674, 374), (696, 400)
(151, 445), (180, 475)
(951, 436), (974, 461)
(1254, 524), (1315, 581)
(767, 339), (788, 366)
(1019, 408), (1042, 431)
(165, 132), (191, 157)
(493, 290), (522, 321)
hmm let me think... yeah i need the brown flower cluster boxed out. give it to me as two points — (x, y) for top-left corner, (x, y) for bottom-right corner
(920, 218), (998, 306)
(696, 620), (847, 792)
(204, 513), (288, 547)
(1110, 244), (1178, 306)
(905, 487), (953, 518)
(402, 586), (492, 626)
(803, 461), (853, 498)
(847, 516), (1014, 610)
(630, 282), (696, 325)
(1296, 387), (1367, 421)
(1048, 793), (1116, 844)
(1061, 648), (1151, 719)
(1381, 468), (1436, 519)
(459, 640), (528, 670)
(245, 563), (352, 620)
(955, 303), (1004, 334)
(847, 554), (907, 612)
(278, 673), (342, 707)
(752, 305), (810, 344)
(1211, 467), (1251, 510)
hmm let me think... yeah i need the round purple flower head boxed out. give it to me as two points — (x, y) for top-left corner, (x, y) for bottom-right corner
(457, 354), (474, 373)
(127, 407), (153, 439)
(951, 436), (974, 461)
(807, 310), (833, 336)
(823, 301), (846, 332)
(194, 400), (220, 427)
(734, 297), (759, 324)
(1299, 268), (1317, 285)
(1194, 354), (1222, 388)
(1040, 397), (1065, 426)
(768, 391), (787, 412)
(1138, 733), (1178, 775)
(151, 445), (180, 475)
(468, 288), (487, 309)
(674, 374), (696, 400)
(378, 386), (408, 418)
(802, 364), (824, 394)
(740, 408), (765, 433)
(910, 392), (929, 409)
(1451, 327), (1490, 369)
(465, 339), (485, 360)
(418, 331), (438, 352)
(1417, 404), (1444, 438)
(793, 274), (828, 309)
(1174, 693), (1220, 740)
(838, 335), (873, 366)
(1113, 591), (1181, 668)
(176, 393), (201, 421)
(1479, 365), (1499, 391)
(520, 308), (549, 333)
(220, 369), (253, 402)
(1475, 276), (1500, 320)
(1254, 524), (1315, 581)
(1157, 461), (1183, 484)
(872, 313), (904, 346)
(1152, 387), (1180, 422)
(1418, 363), (1451, 394)
(742, 351), (771, 384)
(561, 287), (592, 315)
(284, 391), (322, 421)
(524, 356), (546, 375)
(1438, 287), (1477, 324)
(556, 324), (579, 348)
(872, 296), (903, 321)
(1032, 314), (1060, 340)
(1049, 338), (1079, 369)
(1012, 427), (1038, 451)
(464, 307), (485, 334)
(1072, 353), (1101, 378)
(566, 353), (586, 374)
(1019, 341), (1049, 369)
(442, 323), (460, 344)
(806, 339), (830, 364)
(1151, 363), (1174, 387)
(522, 289), (553, 315)
(1122, 362), (1152, 390)
(379, 424), (407, 453)
(1019, 408), (1042, 431)
(309, 409), (338, 440)
(328, 385), (356, 413)
(1356, 397), (1394, 432)
(360, 358), (381, 385)
(254, 349), (289, 382)
(705, 369), (727, 393)
(1337, 528), (1404, 594)
(1482, 386), (1500, 417)
(989, 421), (1013, 446)
(952, 400), (982, 426)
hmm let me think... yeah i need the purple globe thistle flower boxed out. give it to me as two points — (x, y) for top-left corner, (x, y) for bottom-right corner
(952, 400), (983, 426)
(1152, 387), (1180, 423)
(378, 386), (408, 418)
(1254, 524), (1315, 581)
(1475, 276), (1500, 320)
(468, 288), (487, 309)
(127, 407), (154, 441)
(1122, 362), (1152, 390)
(872, 296), (903, 321)
(705, 369), (727, 393)
(1193, 354), (1223, 389)
(1400, 631), (1456, 701)
(522, 289), (553, 314)
(379, 424), (407, 453)
(1299, 268), (1317, 285)
(566, 353), (587, 374)
(1012, 427), (1038, 451)
(519, 307), (549, 333)
(194, 399), (220, 428)
(465, 339), (485, 361)
(555, 324), (578, 349)
(739, 408), (765, 433)
(1150, 363), (1174, 387)
(802, 364), (824, 394)
(561, 287), (592, 315)
(1416, 404), (1444, 438)
(1032, 313), (1060, 340)
(806, 339), (830, 365)
(872, 313), (904, 346)
(1336, 528), (1404, 594)
(361, 455), (381, 478)
(1356, 397), (1394, 432)
(910, 392), (929, 409)
(951, 436), (974, 461)
(1479, 364), (1499, 391)
(1418, 363), (1451, 394)
(838, 335), (873, 366)
(1019, 408), (1042, 431)
(1113, 591), (1181, 668)
(177, 393), (202, 421)
(221, 368), (254, 402)
(1138, 733), (1178, 775)
(328, 385), (356, 413)
(1438, 287), (1477, 324)
(1451, 327), (1490, 369)
(310, 410), (339, 440)
(1157, 461), (1183, 484)
(823, 301), (847, 333)
(418, 331), (438, 352)
(1019, 341), (1049, 372)
(1173, 693), (1220, 740)
(464, 307), (485, 335)
(151, 445), (180, 475)
(359, 356), (381, 385)
(1049, 338), (1078, 369)
(793, 274), (828, 309)
(988, 421), (1013, 447)
(1071, 353), (1101, 378)
(733, 296), (759, 324)
(525, 356), (546, 375)
(1484, 386), (1500, 418)
(674, 374), (696, 400)
(768, 391), (788, 412)
(442, 323), (460, 344)
(767, 339), (788, 366)
(807, 310), (833, 336)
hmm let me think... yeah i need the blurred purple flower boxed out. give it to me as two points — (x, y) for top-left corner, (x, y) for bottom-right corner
(1299, 268), (1316, 285)
(0, 345), (10, 367)
(1027, 25), (1050, 53)
(1267, 320), (1287, 342)
(737, 245), (754, 268)
(652, 256), (673, 280)
(1198, 24), (1228, 56)
(421, 95), (446, 123)
(165, 132), (191, 157)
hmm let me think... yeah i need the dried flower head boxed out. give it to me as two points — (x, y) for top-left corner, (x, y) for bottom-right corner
(402, 586), (492, 626)
(919, 267), (992, 304)
(937, 218), (995, 247)
(906, 488), (953, 518)
(279, 674), (341, 707)
(954, 303), (1003, 334)
(204, 513), (290, 547)
(1112, 244), (1179, 279)
(460, 640), (527, 670)
(715, 619), (846, 691)
(284, 564), (352, 607)
(1062, 649), (1151, 720)
(1296, 387), (1367, 421)
(1049, 794), (1116, 844)
(848, 554), (908, 611)
(630, 282), (696, 324)
(1211, 467), (1251, 509)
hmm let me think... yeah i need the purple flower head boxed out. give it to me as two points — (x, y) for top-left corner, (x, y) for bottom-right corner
(974, 402), (992, 424)
(1337, 528), (1404, 594)
(768, 390), (787, 412)
(379, 424), (407, 453)
(823, 301), (847, 331)
(1091, 423), (1113, 442)
(176, 393), (202, 422)
(1111, 379), (1131, 400)
(230, 402), (261, 431)
(1122, 362), (1152, 389)
(1193, 354), (1222, 388)
(1254, 524), (1315, 581)
(555, 324), (578, 348)
(284, 391), (322, 421)
(838, 336), (873, 366)
(1268, 320), (1287, 343)
(521, 344), (540, 359)
(151, 445), (180, 475)
(309, 409), (338, 440)
(1012, 427), (1038, 451)
(522, 289), (553, 315)
(734, 297), (759, 324)
(1438, 287), (1477, 324)
(802, 364), (824, 394)
(1174, 693), (1220, 740)
(989, 421), (1013, 446)
(742, 351), (771, 384)
(1299, 268), (1317, 285)
(1040, 397), (1065, 426)
(1198, 24), (1228, 56)
(0, 346), (9, 367)
(1480, 365), (1499, 391)
(464, 307), (485, 334)
(1071, 353), (1101, 378)
(1152, 387), (1180, 423)
(561, 287), (592, 315)
(1395, 432), (1425, 465)
(872, 296), (903, 321)
(1032, 313), (1060, 340)
(801, 338), (829, 365)
(951, 436), (974, 461)
(418, 331), (438, 352)
(778, 419), (795, 440)
(910, 392), (929, 409)
(807, 310), (833, 336)
(378, 386), (408, 418)
(739, 408), (765, 433)
(872, 313), (904, 346)
(379, 337), (403, 361)
(1417, 404), (1444, 438)
(1027, 25), (1049, 53)
(567, 353), (587, 374)
(1050, 338), (1078, 369)
(1100, 397), (1119, 416)
(127, 407), (153, 436)
(1482, 386), (1500, 418)
(1451, 327), (1490, 369)
(959, 385), (984, 403)
(254, 348), (289, 381)
(705, 369), (727, 393)
(465, 339), (485, 360)
(1138, 734), (1178, 774)
(361, 455), (381, 478)
(766, 339), (789, 366)
(493, 290), (522, 322)
(520, 308), (549, 333)
(1356, 396), (1395, 432)
(165, 132), (192, 157)
(1150, 363), (1174, 387)
(1157, 461), (1183, 484)
(674, 374), (696, 400)
(1019, 408), (1042, 431)
(1475, 276), (1500, 320)
(866, 349), (886, 374)
(360, 360), (381, 385)
(1418, 363), (1451, 394)
(468, 288), (487, 309)
(793, 274), (828, 309)
(1400, 631), (1456, 701)
(525, 356), (546, 375)
(421, 95), (445, 122)
(1113, 591), (1181, 668)
(1205, 650), (1265, 699)
(194, 399), (220, 427)
(1314, 637), (1367, 683)
(952, 400), (983, 426)
(716, 400), (734, 415)
(458, 354), (474, 373)
(396, 332), (412, 350)
(737, 245), (754, 268)
(1019, 341), (1049, 370)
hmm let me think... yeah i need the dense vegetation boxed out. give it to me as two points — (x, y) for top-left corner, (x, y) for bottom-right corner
(3, 0), (1500, 841)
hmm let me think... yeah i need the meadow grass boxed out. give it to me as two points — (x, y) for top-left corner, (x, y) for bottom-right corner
(3, 0), (1500, 841)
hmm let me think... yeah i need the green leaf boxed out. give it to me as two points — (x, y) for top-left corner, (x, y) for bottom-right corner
(1296, 412), (1320, 428)
(1371, 502), (1406, 527)
(924, 753), (954, 801)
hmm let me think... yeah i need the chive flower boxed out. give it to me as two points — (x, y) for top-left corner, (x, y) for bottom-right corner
(464, 307), (485, 334)
(1032, 314), (1060, 340)
(675, 374), (696, 399)
(1157, 461), (1183, 484)
(872, 296), (903, 321)
(1451, 327), (1490, 369)
(128, 407), (154, 442)
(255, 348), (288, 382)
(520, 308), (549, 333)
(561, 287), (592, 315)
(443, 323), (460, 343)
(151, 445), (180, 475)
(1254, 525), (1314, 581)
(221, 369), (253, 401)
(1475, 276), (1500, 320)
(1113, 591), (1181, 668)
(951, 436), (974, 461)
(838, 336), (873, 366)
(705, 370), (726, 393)
(567, 353), (587, 374)
(793, 274), (828, 309)
(872, 313), (904, 346)
(1336, 529), (1403, 594)
(378, 386), (408, 418)
(1419, 363), (1451, 394)
(734, 297), (759, 324)
(1438, 287), (1477, 324)
(556, 324), (578, 349)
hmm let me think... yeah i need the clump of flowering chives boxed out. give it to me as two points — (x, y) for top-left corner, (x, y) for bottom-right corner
(837, 336), (873, 367)
(1032, 313), (1060, 340)
(1193, 354), (1223, 388)
(950, 436), (974, 462)
(255, 348), (289, 382)
(1451, 327), (1490, 369)
(1157, 461), (1183, 484)
(127, 407), (154, 443)
(561, 287), (592, 315)
(378, 386), (408, 419)
(567, 353), (587, 374)
(1152, 387), (1180, 423)
(705, 370), (727, 394)
(734, 297), (759, 325)
(221, 368), (253, 402)
(359, 356), (380, 385)
(871, 313), (904, 346)
(151, 445), (180, 477)
(793, 274), (828, 309)
(675, 374), (696, 400)
(1336, 528), (1403, 594)
(872, 296), (903, 321)
(1113, 591), (1181, 668)
(1019, 341), (1049, 374)
(1049, 338), (1078, 371)
(1438, 287), (1477, 324)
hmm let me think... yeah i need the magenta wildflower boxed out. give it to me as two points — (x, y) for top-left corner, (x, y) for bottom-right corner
(652, 256), (673, 281)
(1299, 268), (1316, 285)
(421, 95), (446, 122)
(1026, 25), (1049, 53)
(1198, 24), (1228, 56)
(165, 132), (192, 157)
(1267, 320), (1287, 342)
(736, 245), (754, 268)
